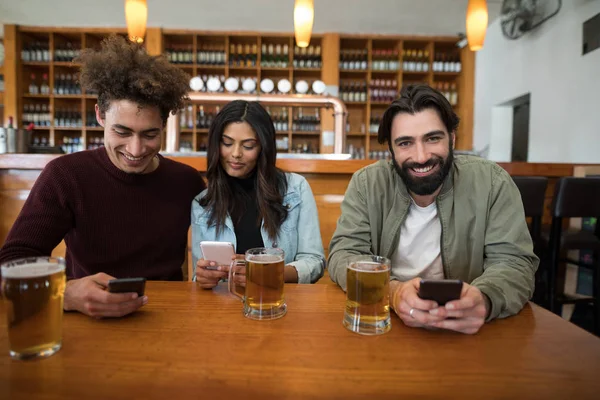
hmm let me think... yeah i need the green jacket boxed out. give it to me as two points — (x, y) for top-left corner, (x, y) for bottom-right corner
(328, 156), (539, 321)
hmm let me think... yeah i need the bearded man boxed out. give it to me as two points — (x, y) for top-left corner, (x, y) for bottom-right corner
(328, 84), (538, 334)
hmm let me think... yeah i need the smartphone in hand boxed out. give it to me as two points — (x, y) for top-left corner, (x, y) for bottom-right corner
(108, 277), (146, 297)
(418, 279), (463, 305)
(200, 241), (235, 270)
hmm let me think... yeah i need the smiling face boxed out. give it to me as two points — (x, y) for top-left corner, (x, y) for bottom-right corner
(96, 100), (163, 174)
(219, 121), (261, 179)
(390, 108), (455, 200)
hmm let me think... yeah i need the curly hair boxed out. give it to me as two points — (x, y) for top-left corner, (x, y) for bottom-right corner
(75, 35), (190, 124)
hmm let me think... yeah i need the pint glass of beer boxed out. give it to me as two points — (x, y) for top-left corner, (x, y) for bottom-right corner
(1, 257), (66, 360)
(343, 255), (391, 335)
(229, 248), (286, 320)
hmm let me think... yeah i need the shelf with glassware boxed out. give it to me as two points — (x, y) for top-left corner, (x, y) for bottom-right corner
(163, 32), (326, 154)
(11, 27), (129, 153)
(339, 36), (465, 160)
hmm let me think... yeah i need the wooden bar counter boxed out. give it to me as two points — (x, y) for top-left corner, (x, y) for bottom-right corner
(1, 281), (599, 399)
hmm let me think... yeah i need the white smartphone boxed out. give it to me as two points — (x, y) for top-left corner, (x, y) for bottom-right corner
(200, 241), (235, 270)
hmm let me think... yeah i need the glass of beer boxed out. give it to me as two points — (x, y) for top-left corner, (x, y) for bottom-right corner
(1, 257), (66, 360)
(228, 247), (286, 320)
(343, 255), (391, 335)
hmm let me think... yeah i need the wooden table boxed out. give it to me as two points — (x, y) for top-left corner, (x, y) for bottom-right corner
(1, 282), (599, 399)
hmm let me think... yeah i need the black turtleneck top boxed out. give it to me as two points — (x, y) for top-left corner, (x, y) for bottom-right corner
(229, 174), (265, 254)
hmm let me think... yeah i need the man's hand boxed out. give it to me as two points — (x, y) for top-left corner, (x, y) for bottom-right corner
(63, 273), (147, 318)
(429, 282), (488, 334)
(195, 255), (246, 289)
(389, 278), (446, 328)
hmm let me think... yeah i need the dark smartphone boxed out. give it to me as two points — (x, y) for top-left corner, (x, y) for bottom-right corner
(418, 279), (463, 305)
(108, 277), (146, 297)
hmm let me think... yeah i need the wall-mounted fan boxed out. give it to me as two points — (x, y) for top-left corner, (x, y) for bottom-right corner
(500, 0), (562, 40)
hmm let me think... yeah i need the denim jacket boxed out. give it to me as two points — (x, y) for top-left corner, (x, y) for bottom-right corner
(191, 172), (325, 283)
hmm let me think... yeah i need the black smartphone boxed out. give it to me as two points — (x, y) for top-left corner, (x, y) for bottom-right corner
(418, 279), (463, 305)
(108, 277), (146, 297)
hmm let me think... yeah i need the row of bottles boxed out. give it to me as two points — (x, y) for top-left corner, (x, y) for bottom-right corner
(26, 74), (83, 96)
(28, 74), (50, 95)
(402, 49), (430, 72)
(229, 44), (258, 68)
(21, 42), (50, 62)
(54, 42), (81, 62)
(61, 136), (84, 154)
(433, 52), (462, 73)
(266, 107), (289, 132)
(293, 108), (320, 132)
(22, 104), (51, 127)
(370, 79), (398, 103)
(165, 46), (195, 64)
(22, 104), (101, 128)
(339, 49), (368, 70)
(433, 82), (459, 106)
(347, 144), (366, 160)
(261, 43), (290, 68)
(292, 45), (322, 69)
(54, 108), (83, 128)
(290, 142), (317, 154)
(197, 44), (227, 65)
(196, 105), (220, 129)
(54, 74), (81, 95)
(31, 136), (50, 147)
(372, 49), (400, 71)
(86, 137), (104, 150)
(340, 81), (368, 103)
(179, 105), (222, 130)
(86, 111), (101, 127)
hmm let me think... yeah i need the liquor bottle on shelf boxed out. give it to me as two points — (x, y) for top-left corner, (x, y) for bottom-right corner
(28, 74), (39, 95)
(369, 113), (382, 134)
(196, 105), (207, 129)
(40, 73), (50, 95)
(450, 82), (458, 106)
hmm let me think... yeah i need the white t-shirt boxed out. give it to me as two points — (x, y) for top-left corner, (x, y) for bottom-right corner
(390, 200), (445, 281)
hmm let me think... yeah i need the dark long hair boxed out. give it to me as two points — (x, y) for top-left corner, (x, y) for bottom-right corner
(199, 100), (288, 240)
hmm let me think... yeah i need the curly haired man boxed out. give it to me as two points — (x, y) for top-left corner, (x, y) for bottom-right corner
(0, 36), (205, 318)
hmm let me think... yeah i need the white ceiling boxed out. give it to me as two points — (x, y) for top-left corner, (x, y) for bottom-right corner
(0, 0), (504, 37)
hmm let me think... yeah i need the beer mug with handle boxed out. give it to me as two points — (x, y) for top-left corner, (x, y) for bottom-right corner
(229, 247), (287, 320)
(1, 257), (66, 360)
(343, 255), (391, 335)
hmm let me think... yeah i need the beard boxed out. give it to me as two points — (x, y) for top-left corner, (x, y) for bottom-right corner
(392, 147), (454, 196)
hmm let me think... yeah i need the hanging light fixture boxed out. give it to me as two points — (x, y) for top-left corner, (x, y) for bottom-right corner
(466, 0), (488, 51)
(125, 0), (148, 44)
(294, 0), (314, 48)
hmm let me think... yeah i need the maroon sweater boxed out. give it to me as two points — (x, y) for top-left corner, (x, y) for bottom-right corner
(0, 148), (205, 280)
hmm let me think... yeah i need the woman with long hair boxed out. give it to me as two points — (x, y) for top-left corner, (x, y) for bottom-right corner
(192, 100), (325, 287)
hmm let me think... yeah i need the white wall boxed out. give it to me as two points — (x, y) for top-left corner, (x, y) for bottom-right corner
(474, 0), (600, 163)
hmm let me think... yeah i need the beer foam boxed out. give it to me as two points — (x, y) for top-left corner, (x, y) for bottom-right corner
(246, 255), (284, 264)
(347, 261), (389, 273)
(1, 263), (64, 279)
